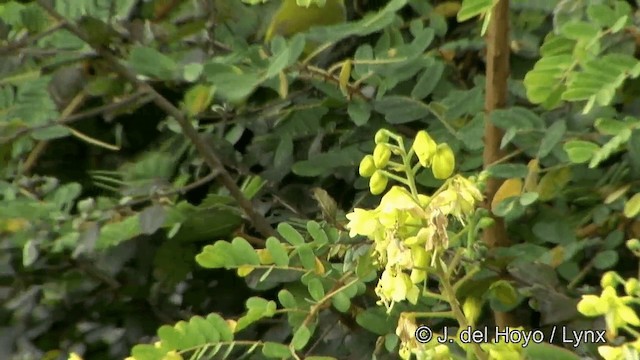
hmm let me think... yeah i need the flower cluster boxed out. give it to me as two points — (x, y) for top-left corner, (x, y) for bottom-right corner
(346, 129), (483, 312)
(577, 268), (640, 359)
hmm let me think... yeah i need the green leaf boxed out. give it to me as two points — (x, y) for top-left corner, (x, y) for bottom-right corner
(595, 118), (629, 136)
(129, 46), (178, 80)
(274, 135), (293, 169)
(97, 215), (141, 249)
(292, 145), (364, 177)
(307, 278), (325, 301)
(332, 291), (351, 312)
(266, 236), (290, 267)
(538, 120), (566, 158)
(306, 0), (408, 43)
(266, 47), (291, 78)
(22, 239), (38, 267)
(563, 140), (599, 164)
(457, 0), (494, 21)
(297, 244), (316, 270)
(278, 289), (297, 308)
(204, 63), (262, 103)
(587, 4), (619, 28)
(523, 55), (574, 107)
(593, 250), (619, 269)
(231, 237), (260, 265)
(277, 223), (305, 246)
(532, 219), (576, 245)
(519, 192), (539, 206)
(139, 204), (166, 235)
(206, 313), (233, 342)
(488, 280), (519, 307)
(411, 61), (444, 99)
(356, 308), (396, 335)
(347, 99), (371, 126)
(307, 221), (328, 246)
(523, 342), (581, 360)
(589, 128), (632, 168)
(291, 326), (312, 350)
(491, 107), (545, 131)
(625, 193), (640, 218)
(31, 125), (70, 140)
(486, 164), (528, 178)
(560, 21), (600, 40)
(189, 316), (220, 343)
(262, 342), (292, 358)
(374, 96), (430, 123)
(131, 344), (166, 360)
(196, 241), (236, 268)
(182, 84), (214, 116)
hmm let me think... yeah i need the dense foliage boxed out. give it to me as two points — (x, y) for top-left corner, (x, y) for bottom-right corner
(4, 0), (640, 359)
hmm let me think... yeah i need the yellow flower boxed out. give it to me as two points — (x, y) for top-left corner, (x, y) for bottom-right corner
(386, 237), (413, 268)
(376, 268), (418, 310)
(376, 186), (427, 228)
(345, 208), (379, 238)
(68, 353), (83, 360)
(598, 345), (626, 360)
(578, 286), (640, 338)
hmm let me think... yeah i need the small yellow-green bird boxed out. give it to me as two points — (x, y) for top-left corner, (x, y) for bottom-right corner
(265, 0), (347, 42)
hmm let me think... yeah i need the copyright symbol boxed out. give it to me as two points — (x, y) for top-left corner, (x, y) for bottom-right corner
(415, 326), (433, 343)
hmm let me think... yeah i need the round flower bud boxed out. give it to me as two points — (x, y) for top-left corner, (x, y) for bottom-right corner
(413, 130), (437, 167)
(627, 238), (640, 251)
(477, 217), (495, 229)
(431, 144), (455, 179)
(626, 278), (639, 295)
(358, 155), (376, 177)
(375, 129), (389, 144)
(373, 143), (392, 168)
(369, 171), (388, 195)
(601, 271), (617, 288)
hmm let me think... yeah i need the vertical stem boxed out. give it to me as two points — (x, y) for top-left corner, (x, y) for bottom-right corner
(483, 0), (520, 328)
(398, 139), (420, 199)
(437, 264), (488, 360)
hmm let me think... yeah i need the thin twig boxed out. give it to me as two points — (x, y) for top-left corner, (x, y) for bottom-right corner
(0, 21), (66, 55)
(36, 0), (277, 241)
(1, 90), (154, 144)
(22, 91), (87, 174)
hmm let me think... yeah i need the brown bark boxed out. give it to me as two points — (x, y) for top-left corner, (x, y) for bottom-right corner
(483, 0), (520, 328)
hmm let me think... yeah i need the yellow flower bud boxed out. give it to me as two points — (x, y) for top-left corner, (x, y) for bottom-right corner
(375, 129), (389, 144)
(431, 144), (455, 179)
(477, 217), (495, 229)
(462, 296), (483, 327)
(601, 271), (617, 288)
(628, 238), (640, 251)
(369, 171), (388, 195)
(413, 130), (437, 167)
(359, 155), (376, 177)
(626, 278), (639, 295)
(373, 143), (392, 168)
